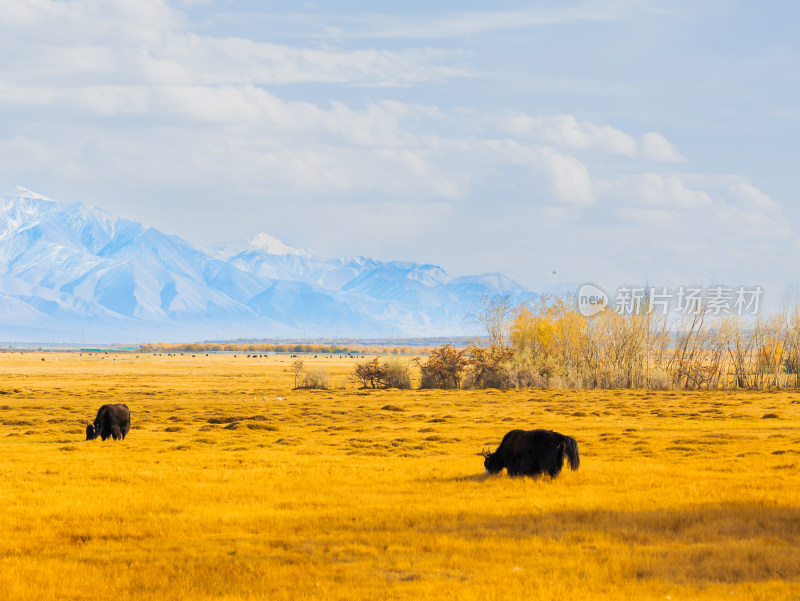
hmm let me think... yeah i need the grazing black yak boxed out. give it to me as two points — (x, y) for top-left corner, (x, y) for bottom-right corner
(86, 404), (130, 441)
(481, 429), (579, 478)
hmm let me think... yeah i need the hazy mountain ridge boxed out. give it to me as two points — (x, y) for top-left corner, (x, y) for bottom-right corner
(0, 187), (536, 342)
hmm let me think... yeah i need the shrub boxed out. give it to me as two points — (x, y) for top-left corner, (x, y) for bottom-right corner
(352, 357), (411, 389)
(382, 358), (412, 389)
(504, 351), (545, 388)
(302, 368), (329, 390)
(463, 345), (514, 389)
(353, 358), (384, 388)
(417, 344), (468, 389)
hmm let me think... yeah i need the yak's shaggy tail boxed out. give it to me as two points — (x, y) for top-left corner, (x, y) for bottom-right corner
(562, 435), (580, 471)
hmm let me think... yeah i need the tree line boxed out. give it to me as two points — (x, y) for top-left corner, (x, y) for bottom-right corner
(142, 342), (421, 355)
(350, 294), (800, 391)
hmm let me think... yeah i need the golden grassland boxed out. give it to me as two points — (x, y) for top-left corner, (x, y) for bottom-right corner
(0, 352), (798, 600)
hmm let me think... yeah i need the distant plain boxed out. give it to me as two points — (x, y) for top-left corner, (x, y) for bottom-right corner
(0, 352), (798, 600)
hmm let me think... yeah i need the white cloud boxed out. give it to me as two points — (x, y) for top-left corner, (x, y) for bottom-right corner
(1, 0), (184, 47)
(501, 113), (636, 156)
(537, 147), (594, 205)
(640, 132), (683, 162)
(0, 2), (469, 89)
(616, 207), (677, 228)
(498, 112), (684, 163)
(0, 0), (792, 294)
(729, 182), (779, 211)
(606, 173), (789, 247)
(149, 36), (471, 87)
(173, 0), (213, 7)
(613, 173), (712, 208)
(319, 1), (643, 39)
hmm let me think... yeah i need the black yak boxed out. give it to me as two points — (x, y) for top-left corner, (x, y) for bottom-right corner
(481, 429), (579, 478)
(85, 404), (130, 441)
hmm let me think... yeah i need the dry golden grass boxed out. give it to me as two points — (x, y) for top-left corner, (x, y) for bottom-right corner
(0, 352), (798, 600)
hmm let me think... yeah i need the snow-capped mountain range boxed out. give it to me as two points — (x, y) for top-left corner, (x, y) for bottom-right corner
(0, 187), (536, 342)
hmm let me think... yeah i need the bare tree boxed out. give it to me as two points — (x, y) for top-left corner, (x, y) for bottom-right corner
(287, 359), (304, 389)
(353, 357), (384, 388)
(783, 299), (800, 388)
(468, 293), (514, 347)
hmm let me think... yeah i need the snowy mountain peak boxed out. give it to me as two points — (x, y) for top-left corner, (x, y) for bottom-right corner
(1, 186), (62, 240)
(0, 189), (537, 341)
(206, 232), (311, 261)
(4, 186), (55, 202)
(247, 232), (310, 257)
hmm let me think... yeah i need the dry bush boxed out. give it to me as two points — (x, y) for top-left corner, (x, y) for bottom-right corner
(353, 357), (383, 388)
(382, 358), (412, 389)
(647, 367), (673, 390)
(417, 344), (468, 389)
(463, 345), (514, 389)
(503, 350), (546, 388)
(352, 358), (412, 389)
(301, 368), (329, 390)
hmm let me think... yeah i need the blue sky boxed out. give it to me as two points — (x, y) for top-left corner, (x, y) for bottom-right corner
(1, 0), (797, 299)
